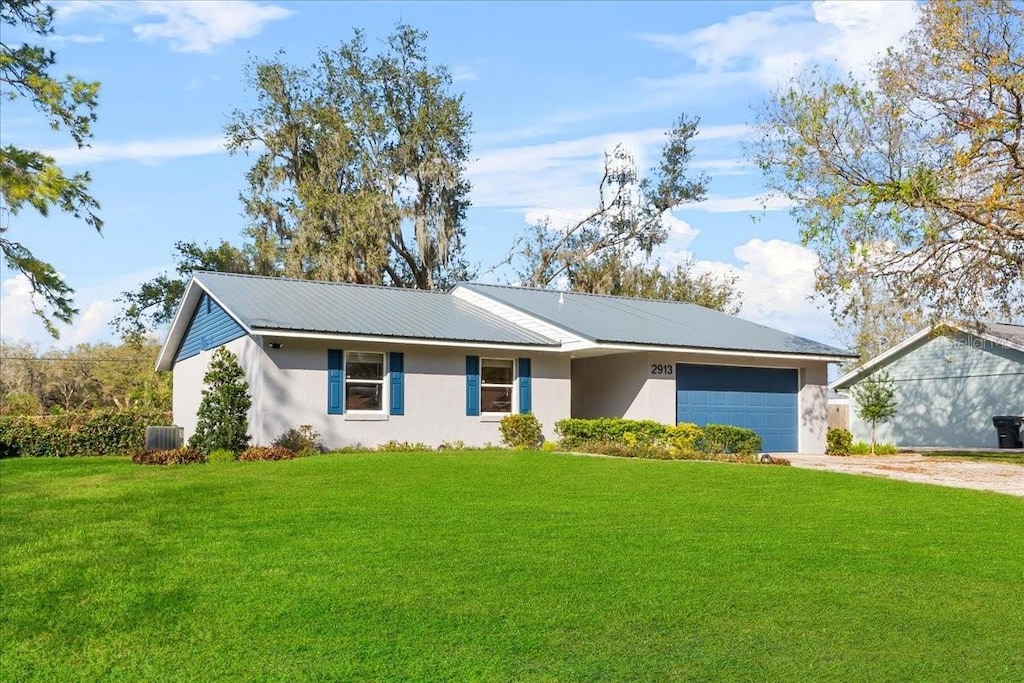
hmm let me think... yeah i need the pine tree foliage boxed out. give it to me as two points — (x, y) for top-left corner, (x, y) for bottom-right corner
(189, 348), (252, 454)
(1, 0), (102, 336)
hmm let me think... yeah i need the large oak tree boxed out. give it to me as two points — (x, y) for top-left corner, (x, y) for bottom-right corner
(753, 0), (1023, 325)
(226, 23), (472, 290)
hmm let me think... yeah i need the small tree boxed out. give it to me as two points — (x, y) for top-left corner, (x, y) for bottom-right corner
(189, 348), (252, 454)
(852, 372), (898, 455)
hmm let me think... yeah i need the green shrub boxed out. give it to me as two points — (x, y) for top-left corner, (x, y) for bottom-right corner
(189, 347), (252, 455)
(826, 428), (853, 456)
(499, 413), (543, 449)
(437, 440), (466, 451)
(132, 447), (206, 465)
(272, 425), (323, 456)
(238, 446), (296, 461)
(0, 409), (167, 457)
(555, 418), (668, 448)
(1, 391), (41, 416)
(850, 441), (899, 455)
(541, 441), (557, 452)
(696, 424), (762, 455)
(208, 448), (237, 463)
(665, 423), (703, 455)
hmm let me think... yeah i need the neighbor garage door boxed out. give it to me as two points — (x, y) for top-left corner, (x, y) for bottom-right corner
(676, 364), (799, 452)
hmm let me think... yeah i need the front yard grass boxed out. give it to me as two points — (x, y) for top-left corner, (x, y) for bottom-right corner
(2, 451), (1022, 681)
(917, 450), (1024, 465)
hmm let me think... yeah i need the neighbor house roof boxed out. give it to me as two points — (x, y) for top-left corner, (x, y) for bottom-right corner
(457, 283), (855, 359)
(830, 321), (1024, 391)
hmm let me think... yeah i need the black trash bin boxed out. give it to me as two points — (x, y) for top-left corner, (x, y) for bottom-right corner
(992, 416), (1024, 449)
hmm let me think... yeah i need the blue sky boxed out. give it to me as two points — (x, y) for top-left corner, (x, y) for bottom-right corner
(0, 0), (920, 349)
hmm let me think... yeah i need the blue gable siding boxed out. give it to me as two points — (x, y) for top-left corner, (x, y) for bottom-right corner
(174, 293), (246, 363)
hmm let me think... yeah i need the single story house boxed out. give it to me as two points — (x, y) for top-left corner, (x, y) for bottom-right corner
(831, 322), (1024, 449)
(156, 272), (855, 453)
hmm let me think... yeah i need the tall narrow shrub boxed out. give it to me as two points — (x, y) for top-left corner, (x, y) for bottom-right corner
(853, 371), (898, 455)
(189, 348), (252, 454)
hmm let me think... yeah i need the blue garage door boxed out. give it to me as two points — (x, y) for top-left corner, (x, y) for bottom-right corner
(676, 364), (799, 452)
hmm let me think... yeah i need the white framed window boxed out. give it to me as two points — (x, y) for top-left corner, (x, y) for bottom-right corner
(480, 358), (514, 414)
(346, 351), (385, 412)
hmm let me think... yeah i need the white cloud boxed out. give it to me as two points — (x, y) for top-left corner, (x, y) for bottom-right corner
(0, 266), (169, 349)
(0, 275), (45, 343)
(638, 1), (919, 88)
(48, 33), (105, 44)
(66, 299), (116, 346)
(184, 74), (221, 92)
(663, 214), (699, 246)
(451, 64), (479, 82)
(659, 238), (834, 341)
(56, 0), (292, 53)
(43, 135), (225, 165)
(470, 124), (753, 215)
(695, 193), (795, 214)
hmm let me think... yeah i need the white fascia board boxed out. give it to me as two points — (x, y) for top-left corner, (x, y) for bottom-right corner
(589, 342), (852, 363)
(827, 321), (1024, 390)
(251, 328), (561, 353)
(155, 279), (203, 372)
(829, 324), (943, 390)
(154, 278), (255, 372)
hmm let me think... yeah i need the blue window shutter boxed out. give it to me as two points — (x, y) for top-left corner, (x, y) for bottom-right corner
(466, 355), (480, 416)
(389, 352), (405, 416)
(328, 349), (344, 415)
(518, 358), (532, 414)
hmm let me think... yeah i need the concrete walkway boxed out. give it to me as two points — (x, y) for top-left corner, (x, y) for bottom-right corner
(786, 453), (1024, 498)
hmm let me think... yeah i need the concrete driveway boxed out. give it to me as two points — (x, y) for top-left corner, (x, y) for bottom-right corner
(786, 453), (1024, 497)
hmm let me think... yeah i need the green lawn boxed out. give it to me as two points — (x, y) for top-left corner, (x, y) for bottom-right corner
(2, 452), (1022, 681)
(918, 450), (1024, 465)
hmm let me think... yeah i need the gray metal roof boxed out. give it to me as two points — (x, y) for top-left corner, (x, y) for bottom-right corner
(193, 272), (557, 346)
(986, 322), (1024, 351)
(459, 283), (855, 358)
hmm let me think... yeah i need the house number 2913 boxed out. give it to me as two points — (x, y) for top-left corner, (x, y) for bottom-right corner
(650, 364), (673, 375)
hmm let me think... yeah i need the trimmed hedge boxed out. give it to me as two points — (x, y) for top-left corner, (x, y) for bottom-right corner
(555, 418), (669, 448)
(554, 418), (763, 460)
(697, 424), (762, 455)
(0, 409), (169, 458)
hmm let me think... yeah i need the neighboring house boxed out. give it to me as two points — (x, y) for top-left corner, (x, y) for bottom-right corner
(831, 323), (1024, 449)
(156, 273), (854, 453)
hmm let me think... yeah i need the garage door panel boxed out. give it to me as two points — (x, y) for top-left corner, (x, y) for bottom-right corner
(676, 364), (798, 452)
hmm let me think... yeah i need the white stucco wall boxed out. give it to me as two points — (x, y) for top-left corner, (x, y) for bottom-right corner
(172, 335), (263, 444)
(174, 336), (571, 449)
(847, 332), (1024, 448)
(571, 351), (831, 453)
